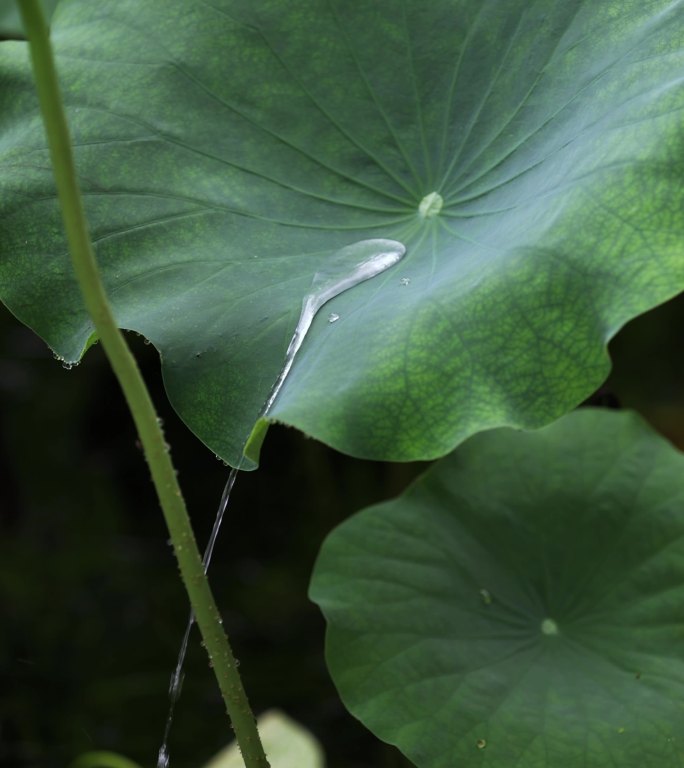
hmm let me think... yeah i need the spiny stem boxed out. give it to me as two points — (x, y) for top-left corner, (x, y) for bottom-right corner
(17, 2), (268, 765)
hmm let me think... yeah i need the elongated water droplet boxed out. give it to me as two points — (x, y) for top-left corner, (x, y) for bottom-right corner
(261, 238), (406, 416)
(328, 312), (340, 323)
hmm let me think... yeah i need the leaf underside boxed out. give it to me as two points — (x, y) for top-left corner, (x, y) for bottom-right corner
(1, 1), (683, 465)
(310, 409), (684, 767)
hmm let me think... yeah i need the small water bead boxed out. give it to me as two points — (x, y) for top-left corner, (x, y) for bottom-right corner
(157, 238), (408, 767)
(400, 277), (411, 286)
(476, 739), (487, 750)
(479, 588), (492, 605)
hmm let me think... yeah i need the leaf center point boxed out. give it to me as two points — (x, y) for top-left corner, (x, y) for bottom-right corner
(540, 618), (559, 636)
(418, 191), (443, 219)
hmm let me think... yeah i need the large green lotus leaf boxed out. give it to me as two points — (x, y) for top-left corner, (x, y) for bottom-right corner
(1, 2), (684, 466)
(310, 409), (684, 767)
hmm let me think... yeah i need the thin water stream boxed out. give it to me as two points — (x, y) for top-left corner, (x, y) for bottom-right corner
(157, 238), (406, 767)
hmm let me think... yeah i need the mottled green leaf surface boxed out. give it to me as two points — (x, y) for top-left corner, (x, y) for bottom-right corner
(1, 1), (684, 465)
(310, 409), (684, 767)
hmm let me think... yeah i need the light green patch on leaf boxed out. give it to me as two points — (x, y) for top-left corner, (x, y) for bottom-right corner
(203, 709), (325, 768)
(1, 1), (684, 466)
(310, 409), (684, 767)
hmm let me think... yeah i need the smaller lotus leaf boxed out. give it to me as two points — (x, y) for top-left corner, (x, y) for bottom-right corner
(311, 409), (684, 767)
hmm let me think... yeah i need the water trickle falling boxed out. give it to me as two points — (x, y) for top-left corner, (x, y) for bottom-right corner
(157, 744), (169, 768)
(168, 668), (184, 700)
(157, 238), (406, 765)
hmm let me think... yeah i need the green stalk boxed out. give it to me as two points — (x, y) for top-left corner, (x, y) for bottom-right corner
(17, 2), (268, 766)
